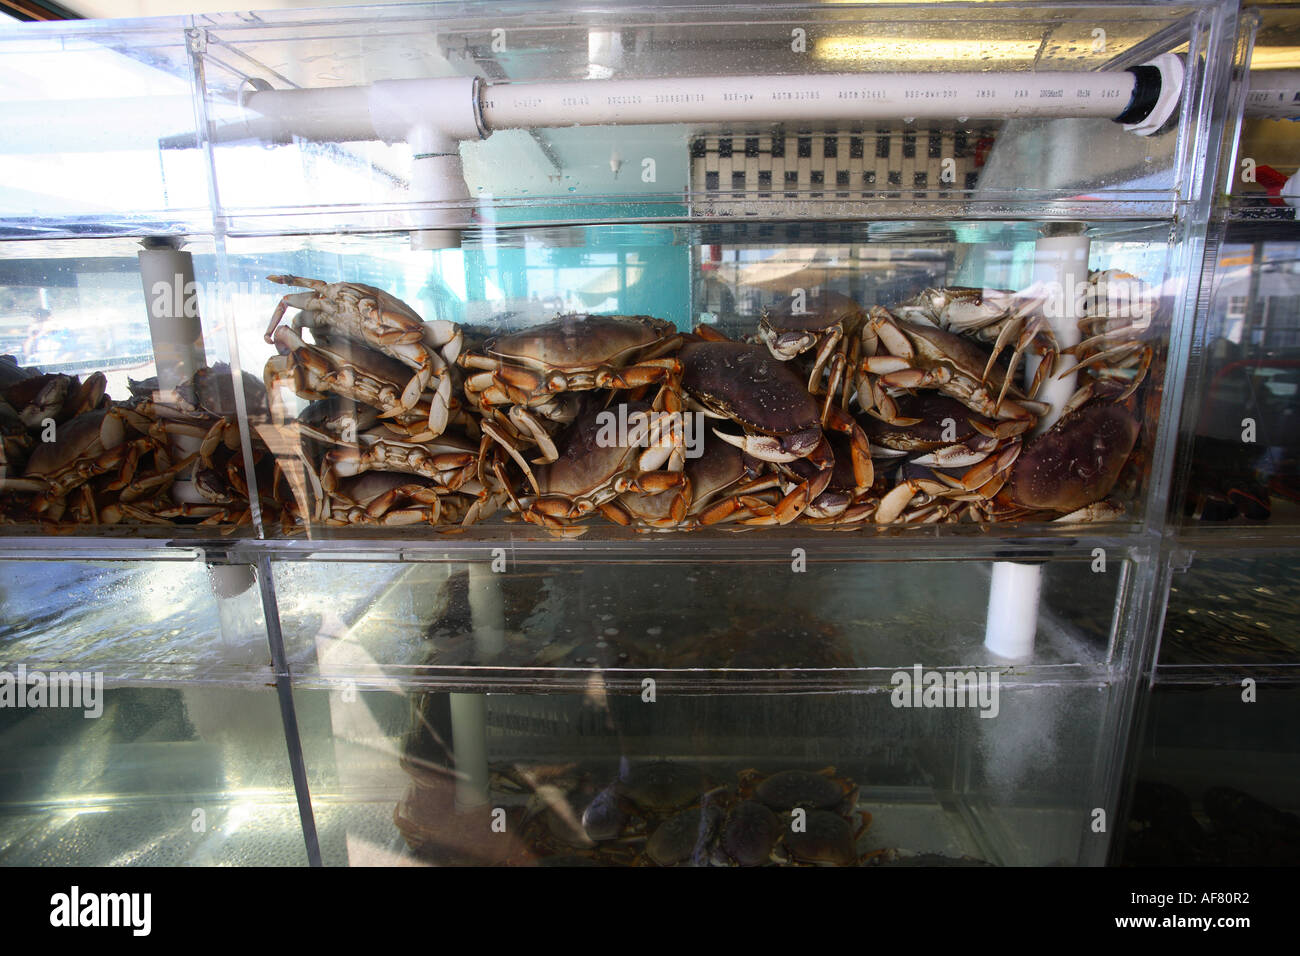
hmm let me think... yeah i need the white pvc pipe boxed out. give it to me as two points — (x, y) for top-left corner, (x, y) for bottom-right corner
(983, 561), (1043, 659)
(1027, 232), (1089, 435)
(237, 67), (1169, 148)
(449, 692), (490, 810)
(408, 124), (472, 250)
(479, 72), (1137, 127)
(984, 230), (1090, 660)
(1245, 69), (1300, 119)
(138, 240), (205, 395)
(466, 561), (506, 660)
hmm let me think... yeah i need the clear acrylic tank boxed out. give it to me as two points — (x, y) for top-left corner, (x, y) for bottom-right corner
(0, 0), (1251, 866)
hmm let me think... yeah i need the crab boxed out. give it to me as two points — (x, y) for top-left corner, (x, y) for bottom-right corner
(644, 806), (713, 866)
(323, 471), (447, 526)
(127, 364), (272, 511)
(1059, 269), (1156, 402)
(896, 285), (1060, 403)
(712, 797), (783, 866)
(757, 290), (870, 417)
(738, 767), (860, 817)
(3, 371), (106, 430)
(613, 439), (782, 531)
(680, 340), (873, 510)
(131, 362), (268, 424)
(460, 314), (684, 474)
(507, 397), (688, 536)
(319, 430), (478, 502)
(859, 307), (1045, 433)
(982, 393), (1141, 522)
(772, 808), (875, 866)
(786, 432), (879, 527)
(264, 326), (454, 441)
(265, 275), (461, 434)
(0, 407), (153, 516)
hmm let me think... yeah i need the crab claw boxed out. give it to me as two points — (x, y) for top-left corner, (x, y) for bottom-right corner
(712, 425), (821, 464)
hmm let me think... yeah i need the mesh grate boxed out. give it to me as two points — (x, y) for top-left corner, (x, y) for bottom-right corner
(690, 128), (996, 214)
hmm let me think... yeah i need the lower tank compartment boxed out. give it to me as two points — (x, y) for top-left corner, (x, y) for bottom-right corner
(0, 686), (306, 866)
(296, 684), (1114, 867)
(1119, 681), (1300, 866)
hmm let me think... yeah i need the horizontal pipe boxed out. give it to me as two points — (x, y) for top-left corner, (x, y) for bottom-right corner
(234, 67), (1169, 149)
(1245, 69), (1300, 118)
(479, 72), (1141, 127)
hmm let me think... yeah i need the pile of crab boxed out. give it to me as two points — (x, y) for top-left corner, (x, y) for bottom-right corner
(260, 275), (497, 530)
(259, 268), (1155, 535)
(504, 760), (876, 866)
(0, 355), (275, 529)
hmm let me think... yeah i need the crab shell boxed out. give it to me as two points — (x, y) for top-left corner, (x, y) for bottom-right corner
(758, 290), (866, 359)
(178, 363), (269, 421)
(778, 809), (864, 866)
(1006, 402), (1140, 512)
(720, 799), (782, 867)
(680, 341), (822, 451)
(531, 398), (681, 503)
(861, 392), (997, 452)
(482, 314), (677, 373)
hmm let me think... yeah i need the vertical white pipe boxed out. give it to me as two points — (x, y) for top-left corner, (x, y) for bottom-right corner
(983, 561), (1044, 659)
(408, 125), (470, 251)
(467, 561), (506, 659)
(984, 228), (1089, 659)
(138, 238), (205, 394)
(450, 692), (489, 809)
(448, 561), (506, 810)
(1026, 231), (1089, 434)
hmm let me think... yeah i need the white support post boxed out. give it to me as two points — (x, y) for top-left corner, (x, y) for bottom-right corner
(447, 562), (506, 810)
(984, 227), (1090, 660)
(138, 237), (205, 395)
(449, 692), (490, 810)
(207, 562), (264, 664)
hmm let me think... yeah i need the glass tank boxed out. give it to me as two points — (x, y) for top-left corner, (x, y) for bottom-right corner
(0, 0), (1250, 867)
(1115, 3), (1300, 868)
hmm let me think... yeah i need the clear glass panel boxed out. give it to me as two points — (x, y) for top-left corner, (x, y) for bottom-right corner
(1119, 681), (1300, 865)
(298, 685), (1112, 867)
(273, 554), (1124, 687)
(1158, 551), (1300, 672)
(193, 2), (1225, 234)
(0, 237), (268, 537)
(0, 21), (208, 236)
(0, 686), (305, 865)
(1179, 234), (1300, 526)
(0, 558), (270, 683)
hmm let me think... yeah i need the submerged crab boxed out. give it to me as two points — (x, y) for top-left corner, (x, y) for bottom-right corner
(460, 314), (684, 476)
(508, 397), (687, 536)
(897, 285), (1060, 402)
(265, 275), (461, 434)
(859, 307), (1045, 432)
(758, 290), (869, 416)
(680, 340), (873, 515)
(987, 394), (1141, 522)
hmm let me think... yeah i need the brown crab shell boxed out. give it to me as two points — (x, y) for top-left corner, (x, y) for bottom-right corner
(483, 314), (675, 370)
(760, 290), (865, 333)
(180, 363), (269, 421)
(721, 799), (782, 866)
(680, 341), (821, 436)
(23, 407), (124, 477)
(1008, 402), (1140, 512)
(781, 810), (860, 865)
(860, 393), (997, 451)
(535, 397), (665, 498)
